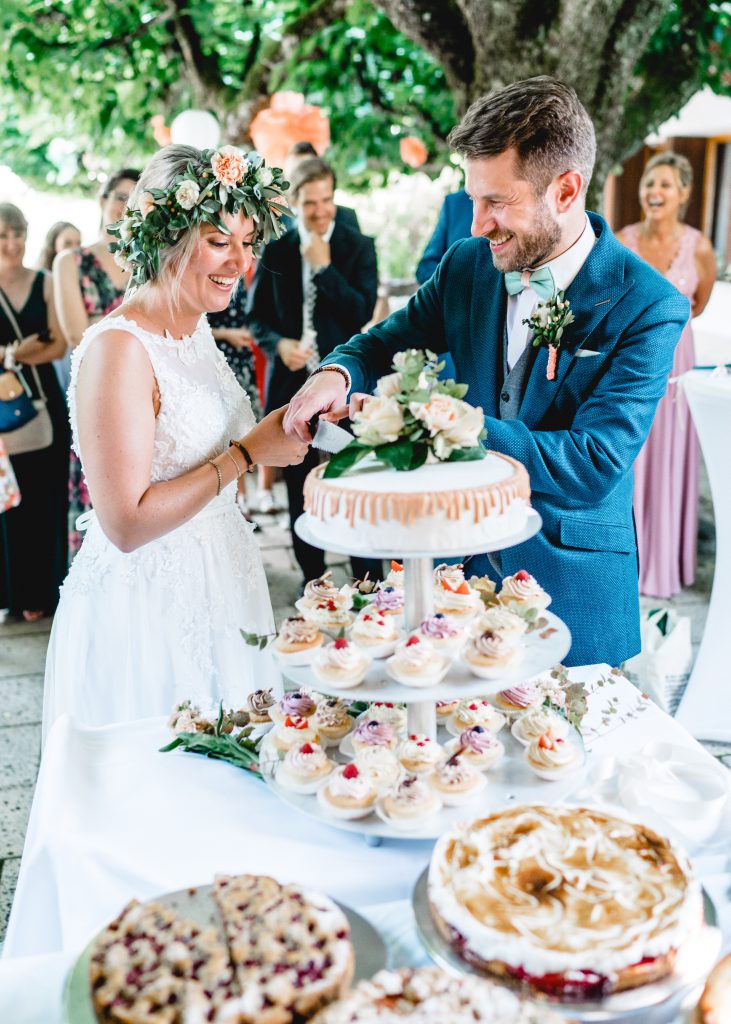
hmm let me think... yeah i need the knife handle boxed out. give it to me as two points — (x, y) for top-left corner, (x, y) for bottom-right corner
(307, 414), (320, 443)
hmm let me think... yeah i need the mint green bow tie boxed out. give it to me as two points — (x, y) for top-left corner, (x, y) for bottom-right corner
(504, 266), (555, 301)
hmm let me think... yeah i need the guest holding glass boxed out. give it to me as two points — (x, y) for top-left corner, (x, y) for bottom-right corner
(53, 168), (141, 558)
(0, 203), (70, 621)
(617, 153), (716, 598)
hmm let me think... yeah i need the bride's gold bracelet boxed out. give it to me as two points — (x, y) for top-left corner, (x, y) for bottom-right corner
(207, 458), (223, 496)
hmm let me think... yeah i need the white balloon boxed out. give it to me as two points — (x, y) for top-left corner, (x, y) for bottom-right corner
(170, 110), (221, 150)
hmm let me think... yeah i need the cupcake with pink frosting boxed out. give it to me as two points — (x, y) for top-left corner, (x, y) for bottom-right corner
(348, 609), (401, 658)
(494, 682), (543, 716)
(276, 741), (335, 794)
(411, 613), (464, 655)
(360, 701), (407, 734)
(385, 635), (449, 688)
(445, 726), (505, 771)
(498, 569), (551, 614)
(272, 616), (325, 666)
(317, 763), (379, 819)
(312, 638), (371, 690)
(436, 698), (460, 721)
(372, 586), (405, 626)
(270, 690), (318, 727)
(462, 629), (522, 679)
(350, 718), (398, 755)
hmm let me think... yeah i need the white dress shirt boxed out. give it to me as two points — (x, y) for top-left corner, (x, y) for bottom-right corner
(505, 214), (596, 370)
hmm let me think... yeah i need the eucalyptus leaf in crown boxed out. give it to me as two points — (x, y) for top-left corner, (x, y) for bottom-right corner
(323, 349), (486, 478)
(107, 146), (290, 288)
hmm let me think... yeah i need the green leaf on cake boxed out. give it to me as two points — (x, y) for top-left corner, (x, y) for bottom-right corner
(374, 440), (416, 471)
(446, 446), (486, 462)
(322, 441), (371, 478)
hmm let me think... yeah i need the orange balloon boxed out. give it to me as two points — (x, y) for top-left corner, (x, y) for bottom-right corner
(400, 136), (428, 168)
(151, 114), (172, 147)
(250, 92), (330, 167)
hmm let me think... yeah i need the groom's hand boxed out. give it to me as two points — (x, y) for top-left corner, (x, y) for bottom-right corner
(283, 370), (348, 442)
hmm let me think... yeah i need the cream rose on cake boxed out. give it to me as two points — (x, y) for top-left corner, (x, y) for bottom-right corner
(348, 609), (401, 658)
(351, 395), (404, 446)
(317, 763), (379, 820)
(312, 638), (371, 689)
(276, 741), (335, 794)
(272, 616), (325, 665)
(385, 635), (449, 688)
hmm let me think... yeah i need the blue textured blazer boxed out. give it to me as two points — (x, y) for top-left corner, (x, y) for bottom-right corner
(321, 213), (690, 667)
(415, 190), (473, 284)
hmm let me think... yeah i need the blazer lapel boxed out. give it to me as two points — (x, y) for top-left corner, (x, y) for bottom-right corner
(519, 214), (632, 429)
(465, 242), (504, 420)
(283, 229), (305, 335)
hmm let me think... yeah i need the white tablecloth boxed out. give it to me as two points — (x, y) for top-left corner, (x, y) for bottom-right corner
(3, 667), (730, 1022)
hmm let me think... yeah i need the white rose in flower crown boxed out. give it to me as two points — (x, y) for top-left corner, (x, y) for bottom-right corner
(175, 179), (201, 210)
(409, 393), (463, 436)
(392, 351), (408, 370)
(535, 303), (552, 328)
(258, 167), (274, 187)
(352, 396), (404, 445)
(432, 401), (484, 459)
(118, 219), (133, 242)
(376, 372), (402, 398)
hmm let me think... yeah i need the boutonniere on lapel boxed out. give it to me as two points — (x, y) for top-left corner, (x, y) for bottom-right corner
(523, 291), (575, 380)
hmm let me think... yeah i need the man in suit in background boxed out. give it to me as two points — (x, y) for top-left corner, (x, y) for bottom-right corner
(248, 157), (378, 588)
(283, 142), (361, 234)
(282, 77), (689, 667)
(415, 188), (473, 284)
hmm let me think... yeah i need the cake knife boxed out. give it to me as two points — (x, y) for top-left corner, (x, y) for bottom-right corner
(309, 415), (354, 454)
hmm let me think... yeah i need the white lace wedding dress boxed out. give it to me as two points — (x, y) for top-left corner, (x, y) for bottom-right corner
(42, 314), (281, 744)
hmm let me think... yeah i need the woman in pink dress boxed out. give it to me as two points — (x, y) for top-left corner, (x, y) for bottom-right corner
(618, 152), (716, 598)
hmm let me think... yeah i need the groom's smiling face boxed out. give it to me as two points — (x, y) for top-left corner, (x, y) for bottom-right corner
(465, 150), (562, 273)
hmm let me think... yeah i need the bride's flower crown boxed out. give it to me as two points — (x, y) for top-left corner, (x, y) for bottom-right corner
(108, 146), (289, 288)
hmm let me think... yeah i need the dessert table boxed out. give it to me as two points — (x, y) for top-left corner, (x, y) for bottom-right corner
(676, 370), (731, 741)
(2, 666), (730, 1023)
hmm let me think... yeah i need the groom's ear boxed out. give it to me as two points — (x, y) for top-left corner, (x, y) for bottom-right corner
(552, 170), (584, 214)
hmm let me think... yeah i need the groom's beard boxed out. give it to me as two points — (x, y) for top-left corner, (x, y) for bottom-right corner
(487, 199), (562, 273)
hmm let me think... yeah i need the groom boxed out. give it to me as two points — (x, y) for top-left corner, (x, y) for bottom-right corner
(283, 77), (689, 667)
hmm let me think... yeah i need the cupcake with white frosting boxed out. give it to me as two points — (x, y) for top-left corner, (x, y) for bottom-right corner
(301, 598), (353, 631)
(360, 701), (407, 733)
(383, 560), (405, 590)
(317, 763), (379, 819)
(433, 578), (482, 621)
(377, 775), (442, 830)
(350, 718), (398, 754)
(385, 635), (449, 688)
(470, 605), (527, 644)
(397, 733), (445, 775)
(312, 638), (371, 690)
(270, 690), (317, 727)
(348, 609), (401, 658)
(272, 616), (324, 665)
(446, 726), (505, 771)
(524, 729), (581, 780)
(512, 707), (569, 747)
(270, 715), (320, 753)
(494, 682), (543, 716)
(276, 741), (335, 793)
(433, 562), (465, 594)
(353, 747), (402, 792)
(450, 699), (506, 735)
(411, 613), (464, 655)
(372, 586), (405, 627)
(295, 571), (352, 613)
(498, 569), (551, 613)
(427, 756), (486, 806)
(313, 697), (354, 745)
(462, 629), (522, 679)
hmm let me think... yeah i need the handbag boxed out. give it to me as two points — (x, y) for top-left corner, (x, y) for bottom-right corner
(0, 287), (53, 455)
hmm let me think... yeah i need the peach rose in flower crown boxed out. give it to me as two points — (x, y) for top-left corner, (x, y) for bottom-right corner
(211, 146), (248, 188)
(352, 396), (404, 445)
(139, 192), (157, 219)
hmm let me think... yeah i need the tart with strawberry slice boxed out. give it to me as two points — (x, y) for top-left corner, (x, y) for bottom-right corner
(434, 578), (482, 621)
(271, 714), (320, 753)
(524, 727), (582, 780)
(317, 762), (379, 819)
(498, 569), (551, 613)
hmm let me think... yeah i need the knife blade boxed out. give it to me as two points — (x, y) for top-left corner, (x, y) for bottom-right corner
(309, 415), (354, 454)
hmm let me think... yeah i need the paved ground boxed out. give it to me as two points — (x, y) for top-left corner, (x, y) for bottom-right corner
(0, 471), (719, 945)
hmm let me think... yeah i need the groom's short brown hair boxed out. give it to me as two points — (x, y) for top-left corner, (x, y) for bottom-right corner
(448, 76), (596, 198)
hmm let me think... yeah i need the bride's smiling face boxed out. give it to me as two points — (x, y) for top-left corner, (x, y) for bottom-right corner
(181, 211), (257, 313)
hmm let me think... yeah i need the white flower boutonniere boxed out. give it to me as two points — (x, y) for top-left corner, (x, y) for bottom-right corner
(523, 291), (575, 380)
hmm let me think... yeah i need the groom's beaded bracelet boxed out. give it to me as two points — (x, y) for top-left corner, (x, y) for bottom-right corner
(310, 364), (351, 390)
(229, 439), (254, 473)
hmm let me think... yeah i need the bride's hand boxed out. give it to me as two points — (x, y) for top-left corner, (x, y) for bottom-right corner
(240, 406), (309, 468)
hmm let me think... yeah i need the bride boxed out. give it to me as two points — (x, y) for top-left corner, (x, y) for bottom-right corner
(42, 144), (308, 743)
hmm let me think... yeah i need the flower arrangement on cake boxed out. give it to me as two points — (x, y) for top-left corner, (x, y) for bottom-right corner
(324, 349), (486, 478)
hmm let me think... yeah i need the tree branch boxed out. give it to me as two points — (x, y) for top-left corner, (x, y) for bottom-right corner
(166, 0), (222, 106)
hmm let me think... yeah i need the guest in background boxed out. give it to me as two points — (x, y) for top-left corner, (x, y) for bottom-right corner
(249, 157), (379, 590)
(39, 221), (82, 272)
(617, 152), (716, 598)
(0, 203), (70, 620)
(284, 142), (361, 234)
(53, 168), (141, 559)
(415, 188), (473, 284)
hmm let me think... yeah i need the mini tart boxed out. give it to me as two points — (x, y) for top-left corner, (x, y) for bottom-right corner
(427, 757), (487, 806)
(433, 562), (466, 590)
(462, 630), (522, 679)
(385, 636), (449, 688)
(270, 715), (320, 753)
(428, 806), (702, 1000)
(360, 701), (407, 733)
(312, 638), (371, 690)
(247, 688), (276, 723)
(397, 733), (445, 775)
(350, 718), (398, 754)
(348, 610), (401, 658)
(308, 966), (563, 1024)
(494, 683), (542, 716)
(412, 613), (464, 654)
(434, 578), (482, 620)
(317, 763), (379, 820)
(300, 599), (353, 630)
(471, 606), (527, 643)
(511, 707), (569, 747)
(372, 586), (405, 622)
(313, 698), (353, 745)
(276, 742), (335, 794)
(383, 560), (405, 589)
(353, 747), (403, 792)
(498, 570), (551, 613)
(446, 727), (505, 771)
(295, 570), (352, 612)
(377, 774), (442, 830)
(524, 730), (581, 780)
(270, 690), (317, 726)
(436, 698), (460, 719)
(450, 700), (506, 735)
(272, 617), (325, 665)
